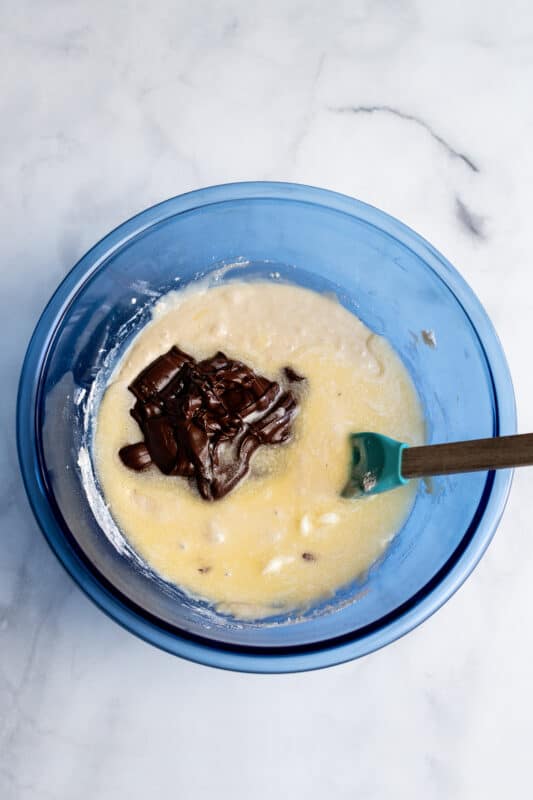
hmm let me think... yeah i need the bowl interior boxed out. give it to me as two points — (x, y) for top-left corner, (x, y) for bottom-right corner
(35, 192), (505, 649)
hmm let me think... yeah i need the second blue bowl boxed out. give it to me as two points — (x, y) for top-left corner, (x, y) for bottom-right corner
(17, 182), (515, 672)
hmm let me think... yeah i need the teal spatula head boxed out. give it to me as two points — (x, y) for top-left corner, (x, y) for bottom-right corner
(342, 433), (409, 498)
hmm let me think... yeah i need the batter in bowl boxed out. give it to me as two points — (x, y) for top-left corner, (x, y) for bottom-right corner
(95, 281), (425, 618)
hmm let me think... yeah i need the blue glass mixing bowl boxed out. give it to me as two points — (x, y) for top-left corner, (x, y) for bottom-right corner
(17, 182), (515, 673)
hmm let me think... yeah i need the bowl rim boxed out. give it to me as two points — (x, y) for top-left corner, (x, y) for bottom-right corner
(17, 180), (516, 673)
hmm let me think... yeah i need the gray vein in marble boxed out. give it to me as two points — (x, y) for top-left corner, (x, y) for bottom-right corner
(1, 575), (74, 783)
(1, 535), (35, 634)
(287, 53), (326, 162)
(455, 196), (486, 239)
(19, 134), (81, 178)
(10, 25), (90, 58)
(330, 105), (480, 173)
(222, 16), (239, 38)
(0, 478), (18, 513)
(0, 765), (57, 800)
(136, 113), (202, 184)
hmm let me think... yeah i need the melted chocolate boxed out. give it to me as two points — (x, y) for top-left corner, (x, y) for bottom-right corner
(119, 347), (304, 500)
(118, 442), (152, 471)
(284, 366), (305, 383)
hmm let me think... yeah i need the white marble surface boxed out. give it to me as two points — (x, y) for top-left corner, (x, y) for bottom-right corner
(2, 1), (533, 797)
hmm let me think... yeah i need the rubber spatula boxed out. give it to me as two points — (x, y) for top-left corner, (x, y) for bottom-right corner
(342, 432), (533, 498)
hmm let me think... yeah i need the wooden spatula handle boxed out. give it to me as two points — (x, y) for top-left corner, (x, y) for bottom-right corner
(401, 433), (533, 479)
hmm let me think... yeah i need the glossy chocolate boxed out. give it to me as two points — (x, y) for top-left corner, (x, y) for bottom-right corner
(118, 442), (152, 471)
(120, 346), (304, 500)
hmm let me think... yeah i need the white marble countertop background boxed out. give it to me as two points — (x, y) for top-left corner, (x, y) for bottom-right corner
(2, 1), (533, 797)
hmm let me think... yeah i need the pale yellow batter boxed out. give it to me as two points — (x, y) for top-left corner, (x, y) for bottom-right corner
(95, 281), (424, 618)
